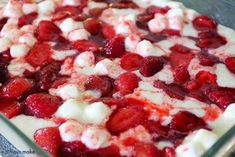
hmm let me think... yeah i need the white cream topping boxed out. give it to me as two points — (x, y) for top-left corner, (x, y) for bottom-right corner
(216, 63), (235, 88)
(11, 115), (57, 140)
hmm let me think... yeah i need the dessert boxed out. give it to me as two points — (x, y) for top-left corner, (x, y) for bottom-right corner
(0, 0), (235, 156)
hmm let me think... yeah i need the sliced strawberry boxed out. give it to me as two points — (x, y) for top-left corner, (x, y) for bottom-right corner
(170, 111), (207, 134)
(193, 16), (217, 31)
(36, 21), (62, 41)
(136, 13), (154, 29)
(154, 81), (187, 100)
(0, 17), (8, 31)
(106, 105), (147, 134)
(18, 12), (38, 27)
(60, 141), (88, 157)
(205, 89), (235, 109)
(109, 1), (137, 9)
(72, 40), (101, 52)
(83, 18), (101, 35)
(169, 47), (194, 69)
(26, 93), (62, 118)
(103, 35), (125, 57)
(173, 65), (190, 85)
(225, 57), (235, 74)
(115, 72), (140, 95)
(85, 75), (114, 96)
(161, 29), (180, 36)
(89, 8), (105, 18)
(91, 98), (127, 108)
(197, 35), (227, 49)
(145, 120), (169, 141)
(34, 127), (62, 157)
(139, 56), (165, 77)
(36, 62), (61, 90)
(2, 77), (33, 98)
(170, 44), (191, 54)
(0, 99), (23, 118)
(26, 42), (51, 67)
(146, 5), (170, 15)
(90, 144), (121, 157)
(198, 52), (219, 66)
(120, 53), (144, 71)
(101, 22), (116, 39)
(53, 6), (81, 21)
(134, 142), (162, 157)
(162, 147), (176, 157)
(195, 71), (217, 87)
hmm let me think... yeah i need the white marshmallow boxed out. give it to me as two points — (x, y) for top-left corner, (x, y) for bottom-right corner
(10, 44), (30, 58)
(83, 102), (112, 125)
(223, 103), (235, 120)
(0, 37), (11, 52)
(59, 18), (83, 34)
(167, 8), (184, 18)
(216, 64), (235, 88)
(7, 58), (35, 77)
(95, 59), (113, 75)
(81, 127), (110, 149)
(176, 143), (204, 157)
(18, 33), (37, 47)
(115, 22), (132, 35)
(74, 51), (95, 68)
(59, 120), (85, 142)
(3, 1), (23, 18)
(51, 50), (77, 61)
(136, 40), (164, 57)
(38, 0), (56, 15)
(168, 16), (183, 31)
(68, 29), (90, 41)
(62, 0), (81, 6)
(20, 25), (36, 34)
(56, 84), (84, 100)
(88, 1), (107, 9)
(55, 99), (87, 121)
(148, 14), (167, 33)
(22, 3), (38, 14)
(4, 28), (22, 43)
(124, 34), (140, 52)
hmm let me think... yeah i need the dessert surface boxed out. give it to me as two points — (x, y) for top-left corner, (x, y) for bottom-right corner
(0, 0), (235, 157)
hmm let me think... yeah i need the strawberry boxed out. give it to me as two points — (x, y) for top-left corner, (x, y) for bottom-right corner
(225, 57), (235, 74)
(53, 6), (81, 21)
(170, 111), (207, 133)
(103, 35), (125, 57)
(60, 141), (88, 157)
(139, 56), (165, 77)
(26, 42), (51, 67)
(101, 23), (116, 39)
(106, 105), (146, 134)
(34, 127), (62, 157)
(145, 120), (169, 141)
(90, 144), (121, 157)
(197, 52), (219, 66)
(26, 93), (62, 118)
(120, 53), (144, 71)
(133, 142), (162, 157)
(2, 77), (33, 98)
(36, 21), (62, 41)
(170, 44), (191, 54)
(83, 18), (101, 35)
(146, 5), (170, 14)
(162, 147), (176, 157)
(85, 75), (114, 96)
(36, 62), (61, 90)
(115, 72), (140, 95)
(18, 12), (38, 27)
(173, 65), (190, 85)
(193, 16), (217, 31)
(72, 40), (101, 52)
(0, 99), (23, 118)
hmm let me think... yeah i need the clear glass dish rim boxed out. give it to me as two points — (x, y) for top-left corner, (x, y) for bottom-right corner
(1, 114), (235, 157)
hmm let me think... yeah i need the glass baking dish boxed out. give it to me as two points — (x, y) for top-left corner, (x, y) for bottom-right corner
(1, 0), (235, 157)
